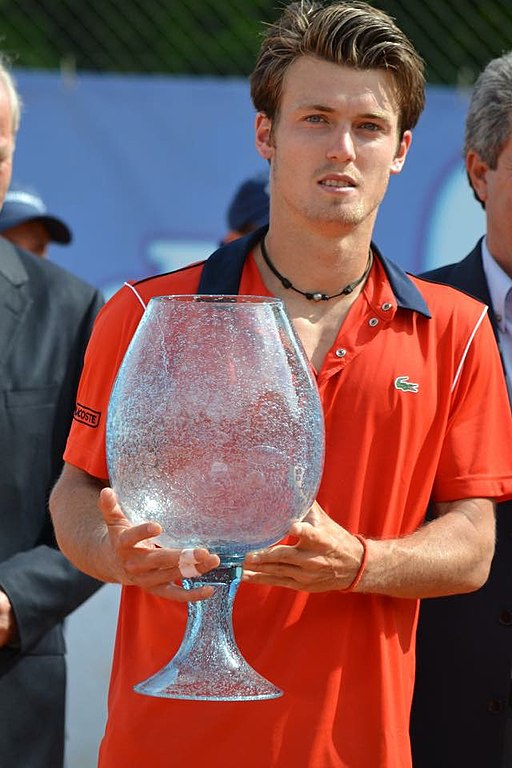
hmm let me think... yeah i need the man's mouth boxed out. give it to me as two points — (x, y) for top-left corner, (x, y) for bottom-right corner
(319, 177), (356, 189)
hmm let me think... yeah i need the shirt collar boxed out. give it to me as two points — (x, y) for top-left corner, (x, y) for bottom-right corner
(199, 228), (431, 318)
(481, 237), (512, 329)
(370, 243), (431, 318)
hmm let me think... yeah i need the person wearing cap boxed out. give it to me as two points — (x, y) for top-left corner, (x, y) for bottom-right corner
(0, 58), (104, 768)
(0, 184), (72, 258)
(222, 172), (269, 243)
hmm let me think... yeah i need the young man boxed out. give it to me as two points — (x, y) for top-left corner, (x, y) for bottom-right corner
(411, 51), (512, 768)
(50, 3), (512, 767)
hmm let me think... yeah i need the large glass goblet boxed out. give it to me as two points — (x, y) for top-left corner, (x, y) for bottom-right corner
(106, 295), (325, 701)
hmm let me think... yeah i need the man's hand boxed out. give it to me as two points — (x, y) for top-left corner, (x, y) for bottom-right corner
(244, 497), (495, 599)
(0, 590), (18, 647)
(99, 487), (220, 602)
(243, 501), (364, 592)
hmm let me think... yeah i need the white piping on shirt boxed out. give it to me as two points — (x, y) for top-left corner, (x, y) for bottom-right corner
(451, 305), (488, 393)
(123, 281), (147, 311)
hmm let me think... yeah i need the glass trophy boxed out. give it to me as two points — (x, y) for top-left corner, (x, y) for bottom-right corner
(106, 295), (325, 701)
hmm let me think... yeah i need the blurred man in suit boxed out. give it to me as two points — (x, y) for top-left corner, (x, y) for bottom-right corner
(411, 51), (512, 768)
(0, 56), (104, 767)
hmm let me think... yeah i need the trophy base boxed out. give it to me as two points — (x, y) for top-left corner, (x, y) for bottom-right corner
(133, 564), (283, 701)
(134, 659), (282, 701)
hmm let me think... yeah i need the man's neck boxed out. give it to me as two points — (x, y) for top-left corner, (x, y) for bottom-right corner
(485, 231), (512, 280)
(259, 223), (374, 300)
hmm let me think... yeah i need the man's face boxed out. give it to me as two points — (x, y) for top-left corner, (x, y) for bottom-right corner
(255, 56), (411, 237)
(0, 84), (14, 208)
(467, 135), (512, 273)
(1, 220), (52, 258)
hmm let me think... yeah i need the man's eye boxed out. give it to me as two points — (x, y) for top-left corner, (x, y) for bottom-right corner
(305, 115), (327, 124)
(359, 122), (382, 132)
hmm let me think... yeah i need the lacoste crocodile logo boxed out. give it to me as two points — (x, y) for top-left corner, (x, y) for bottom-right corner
(394, 376), (419, 393)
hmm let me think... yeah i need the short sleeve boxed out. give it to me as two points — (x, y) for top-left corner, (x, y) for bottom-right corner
(431, 307), (512, 501)
(63, 284), (146, 479)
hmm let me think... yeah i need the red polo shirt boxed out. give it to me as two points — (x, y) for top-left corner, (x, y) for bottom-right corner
(64, 248), (512, 768)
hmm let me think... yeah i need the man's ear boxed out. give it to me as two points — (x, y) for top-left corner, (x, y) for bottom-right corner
(390, 130), (412, 175)
(466, 150), (489, 205)
(255, 112), (274, 161)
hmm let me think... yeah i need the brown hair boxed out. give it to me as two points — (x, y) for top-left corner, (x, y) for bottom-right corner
(250, 0), (425, 136)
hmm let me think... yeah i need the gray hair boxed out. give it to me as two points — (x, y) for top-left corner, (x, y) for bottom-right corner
(465, 51), (512, 204)
(0, 54), (22, 135)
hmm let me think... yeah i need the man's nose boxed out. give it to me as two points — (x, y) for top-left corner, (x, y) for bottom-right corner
(326, 128), (356, 161)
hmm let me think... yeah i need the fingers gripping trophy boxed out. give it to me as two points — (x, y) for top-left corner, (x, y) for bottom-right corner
(106, 294), (325, 701)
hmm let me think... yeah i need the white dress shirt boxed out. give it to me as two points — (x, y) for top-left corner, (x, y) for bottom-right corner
(482, 238), (512, 402)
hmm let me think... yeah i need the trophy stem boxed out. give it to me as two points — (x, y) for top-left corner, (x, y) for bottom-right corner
(133, 563), (283, 701)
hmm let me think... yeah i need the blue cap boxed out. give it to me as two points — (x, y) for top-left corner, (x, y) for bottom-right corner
(227, 174), (269, 232)
(0, 185), (72, 244)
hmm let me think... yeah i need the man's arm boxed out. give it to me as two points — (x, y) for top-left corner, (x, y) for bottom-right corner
(243, 499), (495, 599)
(49, 463), (220, 603)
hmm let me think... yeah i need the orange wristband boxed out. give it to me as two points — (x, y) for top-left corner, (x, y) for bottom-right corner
(340, 534), (368, 593)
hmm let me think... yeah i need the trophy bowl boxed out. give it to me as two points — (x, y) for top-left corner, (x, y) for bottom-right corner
(106, 295), (325, 700)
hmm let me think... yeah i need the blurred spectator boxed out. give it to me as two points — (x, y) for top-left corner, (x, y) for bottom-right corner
(222, 172), (269, 243)
(0, 184), (71, 258)
(0, 58), (104, 768)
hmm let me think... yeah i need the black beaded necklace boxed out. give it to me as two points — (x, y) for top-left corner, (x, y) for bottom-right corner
(260, 238), (373, 302)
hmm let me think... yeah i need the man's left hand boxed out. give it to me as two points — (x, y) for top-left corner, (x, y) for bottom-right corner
(243, 502), (364, 592)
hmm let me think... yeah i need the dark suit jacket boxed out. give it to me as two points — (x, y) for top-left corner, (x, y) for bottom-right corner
(0, 238), (104, 767)
(410, 238), (512, 768)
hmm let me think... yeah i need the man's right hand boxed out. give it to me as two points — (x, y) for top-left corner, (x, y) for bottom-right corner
(99, 487), (220, 602)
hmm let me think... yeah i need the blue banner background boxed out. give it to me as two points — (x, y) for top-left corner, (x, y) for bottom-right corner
(13, 70), (485, 297)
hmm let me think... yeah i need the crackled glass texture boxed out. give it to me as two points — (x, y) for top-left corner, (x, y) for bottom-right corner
(106, 295), (325, 562)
